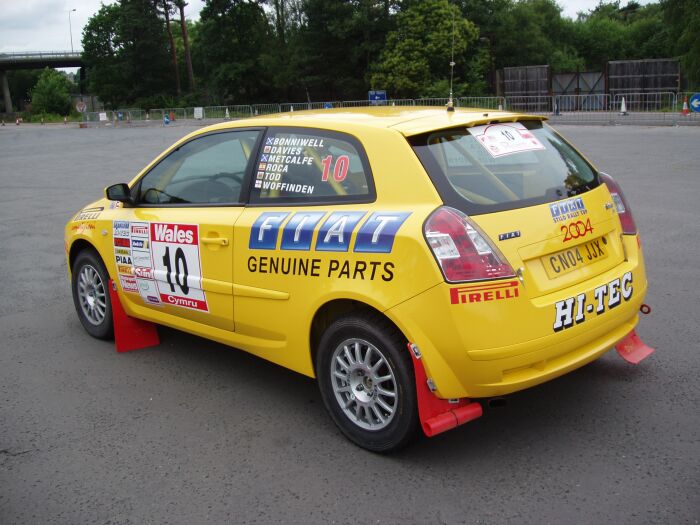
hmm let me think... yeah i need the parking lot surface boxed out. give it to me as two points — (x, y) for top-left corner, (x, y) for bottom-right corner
(1, 123), (698, 524)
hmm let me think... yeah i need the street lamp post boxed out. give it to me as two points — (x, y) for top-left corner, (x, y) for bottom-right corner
(68, 9), (77, 53)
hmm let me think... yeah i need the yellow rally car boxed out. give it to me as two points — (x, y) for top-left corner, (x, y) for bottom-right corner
(65, 108), (654, 452)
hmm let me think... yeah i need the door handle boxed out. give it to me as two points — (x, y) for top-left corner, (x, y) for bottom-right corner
(202, 237), (229, 246)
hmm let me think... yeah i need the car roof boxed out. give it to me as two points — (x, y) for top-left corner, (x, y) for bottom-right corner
(201, 107), (547, 137)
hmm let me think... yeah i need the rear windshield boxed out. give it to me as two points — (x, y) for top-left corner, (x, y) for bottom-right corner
(411, 121), (599, 215)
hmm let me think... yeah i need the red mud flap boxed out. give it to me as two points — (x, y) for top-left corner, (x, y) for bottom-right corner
(109, 280), (160, 353)
(408, 343), (482, 437)
(615, 329), (654, 364)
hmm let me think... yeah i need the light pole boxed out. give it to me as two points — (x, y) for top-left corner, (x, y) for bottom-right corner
(68, 9), (76, 53)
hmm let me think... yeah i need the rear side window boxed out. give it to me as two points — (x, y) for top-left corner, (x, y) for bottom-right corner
(249, 127), (375, 205)
(411, 121), (599, 215)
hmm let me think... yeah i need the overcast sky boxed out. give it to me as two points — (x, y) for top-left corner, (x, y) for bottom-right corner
(0, 0), (655, 54)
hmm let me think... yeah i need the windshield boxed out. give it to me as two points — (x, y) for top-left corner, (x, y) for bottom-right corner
(411, 121), (599, 215)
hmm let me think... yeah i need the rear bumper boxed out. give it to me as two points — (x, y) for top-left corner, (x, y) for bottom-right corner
(388, 239), (648, 399)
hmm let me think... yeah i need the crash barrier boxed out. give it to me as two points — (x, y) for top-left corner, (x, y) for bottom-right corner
(81, 93), (699, 127)
(80, 109), (147, 127)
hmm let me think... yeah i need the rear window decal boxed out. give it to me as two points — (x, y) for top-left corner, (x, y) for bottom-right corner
(470, 122), (545, 158)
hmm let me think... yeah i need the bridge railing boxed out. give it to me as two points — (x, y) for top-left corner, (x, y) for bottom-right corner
(0, 51), (83, 62)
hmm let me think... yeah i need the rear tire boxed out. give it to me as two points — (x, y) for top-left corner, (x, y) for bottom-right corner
(71, 250), (114, 339)
(315, 312), (419, 452)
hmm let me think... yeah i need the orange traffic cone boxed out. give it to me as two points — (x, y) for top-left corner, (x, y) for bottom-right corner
(681, 96), (690, 116)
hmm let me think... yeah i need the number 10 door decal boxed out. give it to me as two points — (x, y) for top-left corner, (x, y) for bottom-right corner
(113, 220), (209, 312)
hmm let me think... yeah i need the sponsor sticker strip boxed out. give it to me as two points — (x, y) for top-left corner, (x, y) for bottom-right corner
(113, 220), (208, 312)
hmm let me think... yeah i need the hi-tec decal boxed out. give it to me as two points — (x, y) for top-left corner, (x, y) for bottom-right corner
(553, 271), (633, 332)
(550, 197), (587, 224)
(249, 211), (411, 253)
(450, 280), (520, 305)
(112, 220), (208, 312)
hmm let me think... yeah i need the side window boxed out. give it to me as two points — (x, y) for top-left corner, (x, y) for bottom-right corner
(137, 130), (260, 205)
(249, 128), (375, 204)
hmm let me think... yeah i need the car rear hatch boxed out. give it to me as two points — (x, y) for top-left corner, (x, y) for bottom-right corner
(409, 118), (627, 300)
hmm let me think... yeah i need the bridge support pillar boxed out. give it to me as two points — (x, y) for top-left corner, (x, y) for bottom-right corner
(1, 70), (12, 114)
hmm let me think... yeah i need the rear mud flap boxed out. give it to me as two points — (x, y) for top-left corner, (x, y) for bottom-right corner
(109, 280), (160, 353)
(407, 343), (482, 437)
(615, 329), (654, 364)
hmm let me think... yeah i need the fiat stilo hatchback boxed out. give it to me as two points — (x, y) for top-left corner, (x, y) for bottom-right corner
(65, 108), (654, 452)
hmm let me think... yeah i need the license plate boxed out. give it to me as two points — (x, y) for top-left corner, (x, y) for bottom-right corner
(542, 237), (607, 279)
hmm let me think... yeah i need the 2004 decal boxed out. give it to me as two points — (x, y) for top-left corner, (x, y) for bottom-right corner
(561, 218), (593, 242)
(553, 271), (633, 332)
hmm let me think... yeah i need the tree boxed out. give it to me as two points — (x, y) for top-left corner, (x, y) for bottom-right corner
(7, 70), (42, 111)
(82, 0), (172, 107)
(174, 0), (196, 91)
(156, 0), (181, 95)
(662, 0), (700, 86)
(31, 68), (74, 115)
(193, 0), (273, 103)
(370, 0), (479, 98)
(491, 0), (583, 71)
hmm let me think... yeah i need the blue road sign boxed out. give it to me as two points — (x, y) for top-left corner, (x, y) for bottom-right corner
(369, 90), (387, 105)
(689, 93), (700, 113)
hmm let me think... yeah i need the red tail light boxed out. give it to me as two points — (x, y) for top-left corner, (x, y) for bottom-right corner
(599, 173), (637, 235)
(424, 207), (515, 282)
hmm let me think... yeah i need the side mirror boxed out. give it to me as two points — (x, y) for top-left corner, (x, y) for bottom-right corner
(105, 183), (133, 206)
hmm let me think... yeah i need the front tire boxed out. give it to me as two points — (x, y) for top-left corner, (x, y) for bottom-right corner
(71, 249), (114, 339)
(315, 312), (419, 452)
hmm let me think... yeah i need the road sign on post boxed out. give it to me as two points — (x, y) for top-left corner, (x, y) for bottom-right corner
(369, 90), (387, 105)
(689, 93), (700, 113)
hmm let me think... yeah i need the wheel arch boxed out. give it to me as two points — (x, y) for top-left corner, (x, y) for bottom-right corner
(68, 239), (102, 273)
(309, 299), (408, 370)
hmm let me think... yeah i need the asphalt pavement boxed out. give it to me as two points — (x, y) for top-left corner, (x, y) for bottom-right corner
(1, 122), (698, 524)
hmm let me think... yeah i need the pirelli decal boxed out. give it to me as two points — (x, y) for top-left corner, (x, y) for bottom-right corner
(450, 280), (520, 305)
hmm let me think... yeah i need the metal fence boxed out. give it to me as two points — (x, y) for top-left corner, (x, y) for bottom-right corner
(80, 91), (699, 127)
(458, 96), (505, 109)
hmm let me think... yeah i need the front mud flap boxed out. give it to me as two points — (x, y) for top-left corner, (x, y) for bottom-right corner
(407, 343), (482, 437)
(109, 280), (160, 353)
(615, 329), (654, 364)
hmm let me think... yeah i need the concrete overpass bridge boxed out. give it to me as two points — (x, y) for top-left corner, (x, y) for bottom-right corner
(0, 51), (84, 113)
